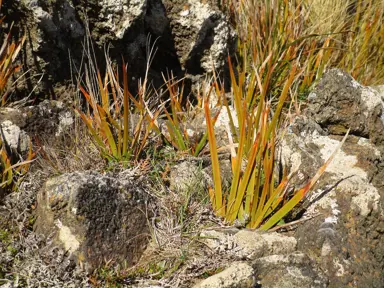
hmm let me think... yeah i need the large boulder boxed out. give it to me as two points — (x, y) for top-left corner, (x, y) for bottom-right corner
(6, 0), (236, 100)
(281, 69), (384, 287)
(282, 115), (383, 287)
(34, 171), (151, 271)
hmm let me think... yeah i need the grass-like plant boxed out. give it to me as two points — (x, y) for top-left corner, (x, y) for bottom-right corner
(76, 51), (161, 162)
(0, 137), (35, 191)
(332, 0), (384, 84)
(204, 60), (348, 230)
(234, 0), (320, 99)
(0, 0), (34, 190)
(232, 0), (384, 91)
(0, 0), (26, 105)
(158, 73), (214, 157)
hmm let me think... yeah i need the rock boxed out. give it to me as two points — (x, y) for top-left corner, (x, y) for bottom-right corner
(9, 0), (235, 100)
(201, 229), (297, 260)
(282, 118), (381, 218)
(193, 262), (255, 288)
(169, 159), (208, 194)
(307, 68), (384, 147)
(234, 231), (297, 260)
(163, 0), (236, 75)
(0, 100), (74, 146)
(283, 123), (384, 285)
(0, 120), (30, 155)
(168, 155), (233, 196)
(34, 171), (151, 271)
(252, 253), (328, 288)
(280, 70), (384, 287)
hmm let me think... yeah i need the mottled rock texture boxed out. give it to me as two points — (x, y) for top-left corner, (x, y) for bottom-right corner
(193, 262), (255, 288)
(281, 69), (384, 288)
(34, 171), (151, 271)
(307, 69), (384, 147)
(4, 0), (236, 100)
(252, 253), (328, 288)
(0, 100), (74, 146)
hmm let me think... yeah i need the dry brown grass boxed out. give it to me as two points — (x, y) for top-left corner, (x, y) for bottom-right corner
(35, 119), (104, 176)
(232, 0), (384, 90)
(303, 0), (350, 34)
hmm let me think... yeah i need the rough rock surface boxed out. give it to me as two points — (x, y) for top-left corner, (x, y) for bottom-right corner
(0, 120), (30, 155)
(252, 253), (328, 288)
(34, 171), (151, 271)
(169, 159), (208, 193)
(0, 171), (89, 287)
(162, 0), (236, 75)
(201, 229), (297, 261)
(6, 0), (235, 99)
(281, 69), (384, 287)
(193, 262), (255, 288)
(307, 69), (384, 147)
(0, 100), (74, 145)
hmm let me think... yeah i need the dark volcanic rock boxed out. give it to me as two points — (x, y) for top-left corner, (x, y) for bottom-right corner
(34, 171), (151, 271)
(280, 70), (384, 287)
(307, 69), (384, 147)
(6, 0), (236, 100)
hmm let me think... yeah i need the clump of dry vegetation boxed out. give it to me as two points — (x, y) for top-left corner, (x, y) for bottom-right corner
(234, 0), (384, 91)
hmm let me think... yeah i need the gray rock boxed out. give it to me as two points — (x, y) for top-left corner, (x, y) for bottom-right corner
(234, 231), (297, 260)
(279, 71), (384, 287)
(169, 159), (207, 194)
(0, 120), (30, 155)
(193, 262), (255, 288)
(252, 253), (328, 288)
(307, 68), (384, 147)
(11, 0), (236, 100)
(34, 171), (151, 271)
(163, 0), (236, 74)
(201, 230), (297, 260)
(0, 100), (74, 146)
(282, 127), (384, 286)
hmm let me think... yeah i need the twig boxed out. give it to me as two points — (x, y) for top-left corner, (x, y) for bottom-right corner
(269, 213), (321, 232)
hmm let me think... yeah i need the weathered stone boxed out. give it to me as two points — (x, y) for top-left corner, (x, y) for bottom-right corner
(234, 231), (297, 260)
(169, 159), (207, 194)
(280, 71), (384, 287)
(307, 68), (384, 147)
(34, 171), (151, 271)
(193, 262), (255, 288)
(252, 253), (328, 288)
(8, 0), (235, 100)
(0, 100), (74, 146)
(201, 229), (297, 260)
(0, 120), (30, 155)
(163, 0), (236, 75)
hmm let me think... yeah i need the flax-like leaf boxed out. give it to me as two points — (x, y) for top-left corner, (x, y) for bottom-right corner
(204, 101), (223, 215)
(77, 111), (106, 152)
(98, 107), (118, 158)
(122, 62), (129, 157)
(226, 100), (247, 221)
(260, 130), (350, 230)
